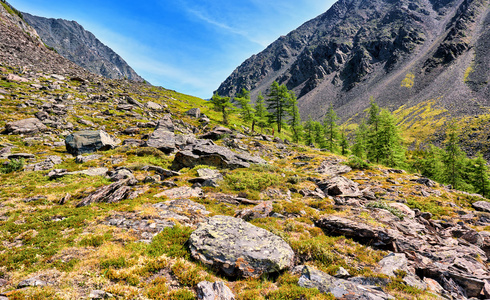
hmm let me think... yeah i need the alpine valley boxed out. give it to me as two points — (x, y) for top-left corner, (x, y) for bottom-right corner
(0, 0), (489, 299)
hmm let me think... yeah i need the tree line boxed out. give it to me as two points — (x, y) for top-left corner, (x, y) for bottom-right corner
(211, 82), (490, 198)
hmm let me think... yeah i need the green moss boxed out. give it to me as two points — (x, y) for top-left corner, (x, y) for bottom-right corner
(146, 225), (193, 259)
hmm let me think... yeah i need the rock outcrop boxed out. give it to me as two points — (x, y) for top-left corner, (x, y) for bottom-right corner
(188, 215), (294, 278)
(65, 130), (118, 156)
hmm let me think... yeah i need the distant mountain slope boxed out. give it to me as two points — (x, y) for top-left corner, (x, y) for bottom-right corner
(23, 13), (145, 82)
(216, 0), (490, 123)
(0, 1), (89, 77)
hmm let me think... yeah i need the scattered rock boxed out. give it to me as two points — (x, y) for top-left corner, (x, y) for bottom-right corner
(77, 178), (135, 207)
(188, 168), (223, 187)
(172, 139), (266, 170)
(298, 266), (393, 299)
(65, 130), (118, 156)
(235, 201), (273, 221)
(17, 277), (47, 288)
(188, 215), (294, 278)
(199, 126), (233, 140)
(186, 108), (201, 118)
(75, 154), (102, 163)
(154, 186), (203, 199)
(4, 118), (48, 135)
(107, 168), (135, 182)
(141, 165), (181, 179)
(8, 153), (35, 160)
(6, 74), (28, 82)
(473, 201), (490, 213)
(197, 281), (235, 300)
(89, 290), (114, 299)
(145, 101), (163, 110)
(315, 159), (352, 176)
(318, 176), (362, 197)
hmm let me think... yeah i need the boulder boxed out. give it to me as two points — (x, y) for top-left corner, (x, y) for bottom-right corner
(188, 215), (294, 278)
(235, 201), (273, 221)
(199, 126), (233, 140)
(145, 101), (163, 110)
(65, 130), (118, 156)
(141, 165), (181, 179)
(146, 129), (175, 154)
(6, 74), (28, 82)
(298, 266), (393, 299)
(315, 159), (352, 176)
(188, 168), (223, 187)
(172, 139), (266, 170)
(473, 201), (490, 213)
(186, 108), (201, 118)
(18, 277), (47, 288)
(197, 281), (235, 300)
(5, 118), (48, 135)
(154, 186), (203, 199)
(75, 154), (103, 163)
(318, 176), (362, 197)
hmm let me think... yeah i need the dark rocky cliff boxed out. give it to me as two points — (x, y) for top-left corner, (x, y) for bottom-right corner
(23, 13), (145, 82)
(216, 0), (490, 122)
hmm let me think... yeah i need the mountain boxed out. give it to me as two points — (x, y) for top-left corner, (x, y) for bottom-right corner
(216, 0), (490, 123)
(23, 12), (145, 82)
(1, 1), (490, 299)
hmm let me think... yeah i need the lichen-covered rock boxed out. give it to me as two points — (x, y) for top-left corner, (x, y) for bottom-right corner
(154, 186), (203, 199)
(318, 176), (361, 197)
(65, 130), (117, 156)
(5, 118), (48, 135)
(298, 266), (394, 299)
(188, 215), (294, 278)
(473, 201), (490, 213)
(197, 281), (235, 300)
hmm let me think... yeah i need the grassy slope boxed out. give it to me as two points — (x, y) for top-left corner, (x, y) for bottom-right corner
(0, 65), (487, 299)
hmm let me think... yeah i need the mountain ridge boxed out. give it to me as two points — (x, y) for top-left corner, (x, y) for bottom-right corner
(23, 12), (145, 82)
(216, 0), (490, 124)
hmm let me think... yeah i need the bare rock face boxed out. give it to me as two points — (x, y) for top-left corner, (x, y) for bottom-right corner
(188, 215), (294, 278)
(23, 13), (145, 82)
(473, 201), (490, 213)
(65, 130), (118, 156)
(4, 118), (48, 135)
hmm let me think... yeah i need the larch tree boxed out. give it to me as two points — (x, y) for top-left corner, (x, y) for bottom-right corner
(266, 81), (289, 133)
(323, 103), (339, 153)
(286, 91), (302, 143)
(442, 122), (466, 189)
(235, 88), (255, 131)
(210, 93), (234, 125)
(254, 92), (268, 133)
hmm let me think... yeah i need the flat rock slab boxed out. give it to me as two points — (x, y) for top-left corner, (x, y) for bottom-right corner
(318, 176), (361, 197)
(188, 215), (294, 278)
(315, 159), (352, 176)
(298, 266), (394, 299)
(473, 201), (490, 213)
(65, 130), (117, 156)
(5, 118), (48, 135)
(172, 139), (266, 170)
(197, 281), (235, 300)
(154, 186), (203, 199)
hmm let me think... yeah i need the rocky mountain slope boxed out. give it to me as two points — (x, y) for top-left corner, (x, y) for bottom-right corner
(23, 12), (145, 82)
(216, 0), (490, 124)
(1, 1), (490, 299)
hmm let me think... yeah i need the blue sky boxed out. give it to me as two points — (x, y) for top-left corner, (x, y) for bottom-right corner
(9, 0), (335, 99)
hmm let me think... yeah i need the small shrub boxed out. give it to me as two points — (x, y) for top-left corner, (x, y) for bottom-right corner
(366, 201), (405, 220)
(168, 288), (195, 300)
(79, 235), (106, 247)
(1, 158), (24, 174)
(100, 256), (127, 269)
(171, 260), (204, 286)
(146, 225), (193, 259)
(346, 156), (370, 170)
(224, 170), (281, 191)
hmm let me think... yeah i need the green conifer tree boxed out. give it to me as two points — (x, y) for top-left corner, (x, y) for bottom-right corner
(254, 92), (268, 133)
(466, 152), (490, 197)
(286, 91), (302, 143)
(210, 93), (233, 125)
(266, 81), (289, 133)
(235, 88), (255, 131)
(352, 121), (368, 159)
(323, 103), (339, 153)
(442, 122), (466, 189)
(303, 116), (315, 146)
(340, 131), (349, 156)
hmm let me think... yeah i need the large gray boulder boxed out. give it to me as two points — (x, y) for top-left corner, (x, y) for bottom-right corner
(5, 118), (48, 135)
(145, 115), (176, 153)
(318, 176), (362, 197)
(188, 215), (294, 278)
(65, 130), (117, 156)
(172, 139), (266, 170)
(473, 201), (490, 213)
